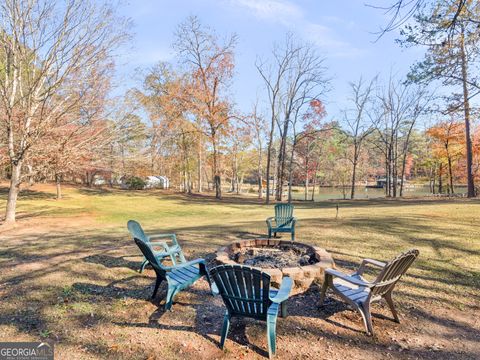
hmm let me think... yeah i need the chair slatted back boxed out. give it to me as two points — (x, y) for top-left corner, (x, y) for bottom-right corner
(128, 220), (148, 243)
(275, 204), (294, 227)
(134, 238), (167, 277)
(210, 265), (271, 320)
(371, 249), (419, 296)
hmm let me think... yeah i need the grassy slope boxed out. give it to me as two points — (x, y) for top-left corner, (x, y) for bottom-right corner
(0, 184), (479, 359)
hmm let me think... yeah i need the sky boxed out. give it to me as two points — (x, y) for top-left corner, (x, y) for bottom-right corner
(116, 0), (426, 120)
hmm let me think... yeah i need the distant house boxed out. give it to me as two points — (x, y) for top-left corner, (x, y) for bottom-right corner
(368, 177), (404, 188)
(145, 176), (169, 189)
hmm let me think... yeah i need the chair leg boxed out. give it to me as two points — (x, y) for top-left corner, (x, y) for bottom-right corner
(165, 285), (177, 311)
(152, 278), (163, 299)
(140, 259), (148, 273)
(291, 231), (295, 241)
(358, 302), (374, 336)
(319, 281), (328, 306)
(220, 312), (231, 349)
(274, 232), (277, 237)
(268, 228), (272, 239)
(267, 314), (277, 359)
(280, 301), (287, 318)
(384, 292), (400, 323)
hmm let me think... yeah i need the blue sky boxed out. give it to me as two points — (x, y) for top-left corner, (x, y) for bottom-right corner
(116, 0), (425, 119)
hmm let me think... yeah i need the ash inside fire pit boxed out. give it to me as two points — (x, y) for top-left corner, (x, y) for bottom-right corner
(231, 243), (316, 268)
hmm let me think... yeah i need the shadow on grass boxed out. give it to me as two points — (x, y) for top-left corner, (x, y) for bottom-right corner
(0, 186), (57, 200)
(83, 254), (140, 272)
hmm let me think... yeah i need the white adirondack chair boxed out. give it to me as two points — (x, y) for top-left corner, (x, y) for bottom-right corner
(319, 249), (419, 335)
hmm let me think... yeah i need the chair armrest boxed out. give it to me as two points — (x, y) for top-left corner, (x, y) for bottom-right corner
(363, 258), (386, 267)
(291, 217), (297, 226)
(266, 217), (275, 226)
(211, 282), (220, 296)
(149, 233), (177, 241)
(162, 258), (205, 271)
(149, 241), (169, 251)
(270, 277), (293, 303)
(325, 268), (372, 288)
(356, 258), (386, 275)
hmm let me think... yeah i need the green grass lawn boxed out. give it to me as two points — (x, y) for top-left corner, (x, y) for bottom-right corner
(0, 184), (479, 359)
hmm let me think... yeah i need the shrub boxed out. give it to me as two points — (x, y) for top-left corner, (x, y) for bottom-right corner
(125, 176), (146, 190)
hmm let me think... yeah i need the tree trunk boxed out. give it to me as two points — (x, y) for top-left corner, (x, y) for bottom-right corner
(287, 138), (297, 204)
(350, 156), (357, 200)
(212, 136), (221, 199)
(392, 143), (398, 198)
(214, 175), (221, 198)
(265, 115), (275, 204)
(399, 152), (408, 197)
(276, 139), (285, 201)
(5, 162), (23, 223)
(276, 119), (290, 201)
(304, 158), (309, 201)
(238, 174), (243, 194)
(27, 164), (35, 187)
(386, 148), (391, 197)
(257, 145), (263, 199)
(311, 163), (318, 201)
(258, 176), (263, 199)
(447, 154), (454, 194)
(438, 163), (443, 194)
(197, 140), (203, 193)
(460, 27), (475, 197)
(56, 174), (62, 200)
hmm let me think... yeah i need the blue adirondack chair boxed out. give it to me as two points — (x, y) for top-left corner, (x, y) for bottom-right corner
(134, 237), (212, 310)
(266, 203), (297, 241)
(127, 220), (186, 272)
(210, 264), (293, 359)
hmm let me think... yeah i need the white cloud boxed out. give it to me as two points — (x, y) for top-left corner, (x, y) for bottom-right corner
(231, 0), (302, 24)
(229, 0), (364, 58)
(304, 23), (365, 58)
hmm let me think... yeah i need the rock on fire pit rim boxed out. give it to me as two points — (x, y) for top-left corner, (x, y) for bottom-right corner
(214, 238), (336, 295)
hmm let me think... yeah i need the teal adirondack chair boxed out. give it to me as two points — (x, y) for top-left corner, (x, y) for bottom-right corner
(134, 237), (212, 310)
(266, 203), (297, 241)
(210, 265), (293, 359)
(127, 220), (186, 272)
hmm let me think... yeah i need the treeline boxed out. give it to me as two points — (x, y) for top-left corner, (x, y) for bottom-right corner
(1, 0), (479, 225)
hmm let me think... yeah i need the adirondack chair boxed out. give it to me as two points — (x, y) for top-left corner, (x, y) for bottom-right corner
(134, 237), (212, 310)
(127, 220), (186, 273)
(266, 203), (297, 241)
(210, 264), (293, 359)
(319, 249), (419, 335)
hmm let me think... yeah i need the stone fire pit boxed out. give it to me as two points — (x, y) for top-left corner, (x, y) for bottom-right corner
(215, 239), (335, 295)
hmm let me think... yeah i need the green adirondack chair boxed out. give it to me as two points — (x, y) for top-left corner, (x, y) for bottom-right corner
(266, 203), (297, 241)
(134, 237), (212, 310)
(127, 220), (186, 273)
(210, 264), (293, 359)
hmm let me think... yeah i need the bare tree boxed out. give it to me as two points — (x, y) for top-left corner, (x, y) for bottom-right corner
(256, 40), (292, 204)
(173, 16), (237, 199)
(0, 0), (127, 223)
(249, 102), (267, 198)
(257, 34), (329, 202)
(372, 75), (429, 197)
(343, 76), (377, 199)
